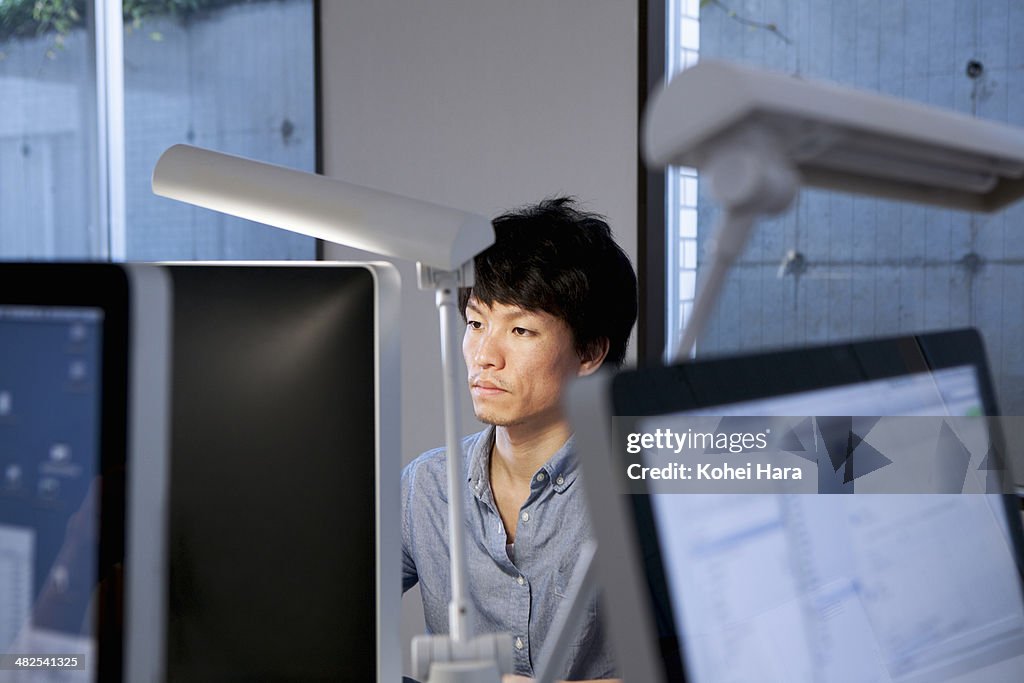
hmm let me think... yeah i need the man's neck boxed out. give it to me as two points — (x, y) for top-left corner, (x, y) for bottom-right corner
(491, 417), (572, 486)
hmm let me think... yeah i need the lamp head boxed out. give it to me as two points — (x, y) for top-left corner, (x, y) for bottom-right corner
(644, 60), (1024, 212)
(152, 144), (494, 271)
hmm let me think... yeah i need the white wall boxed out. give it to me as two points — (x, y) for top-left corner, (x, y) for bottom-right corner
(319, 0), (637, 675)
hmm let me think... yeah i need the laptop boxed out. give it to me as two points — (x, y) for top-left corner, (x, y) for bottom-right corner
(570, 328), (1024, 683)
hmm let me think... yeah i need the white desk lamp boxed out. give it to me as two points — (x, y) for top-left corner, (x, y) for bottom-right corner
(644, 59), (1024, 362)
(153, 144), (509, 683)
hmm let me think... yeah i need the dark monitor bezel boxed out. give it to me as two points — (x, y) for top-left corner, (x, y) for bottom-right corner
(0, 263), (132, 680)
(611, 328), (1024, 682)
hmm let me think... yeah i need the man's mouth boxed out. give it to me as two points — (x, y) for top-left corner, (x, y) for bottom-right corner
(470, 378), (508, 395)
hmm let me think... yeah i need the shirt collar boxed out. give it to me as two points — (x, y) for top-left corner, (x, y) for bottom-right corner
(467, 427), (494, 500)
(540, 433), (578, 493)
(466, 426), (579, 498)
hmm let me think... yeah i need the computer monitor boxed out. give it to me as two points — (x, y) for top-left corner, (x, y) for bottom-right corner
(0, 263), (172, 682)
(161, 262), (400, 682)
(571, 329), (1024, 683)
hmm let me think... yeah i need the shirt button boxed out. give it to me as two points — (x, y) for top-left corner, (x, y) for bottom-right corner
(521, 511), (530, 522)
(536, 472), (546, 482)
(515, 637), (524, 650)
(556, 475), (564, 485)
(516, 575), (525, 586)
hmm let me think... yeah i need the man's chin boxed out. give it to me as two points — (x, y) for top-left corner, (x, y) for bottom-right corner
(473, 409), (523, 428)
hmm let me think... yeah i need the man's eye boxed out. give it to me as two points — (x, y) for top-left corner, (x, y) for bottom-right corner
(467, 320), (483, 330)
(512, 327), (532, 336)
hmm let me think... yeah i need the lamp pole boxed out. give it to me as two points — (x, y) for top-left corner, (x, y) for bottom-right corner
(411, 264), (513, 683)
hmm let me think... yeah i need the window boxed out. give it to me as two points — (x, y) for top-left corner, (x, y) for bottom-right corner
(663, 0), (1024, 415)
(0, 0), (316, 261)
(664, 0), (700, 356)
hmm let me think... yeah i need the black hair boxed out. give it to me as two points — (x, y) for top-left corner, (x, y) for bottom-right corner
(459, 196), (638, 367)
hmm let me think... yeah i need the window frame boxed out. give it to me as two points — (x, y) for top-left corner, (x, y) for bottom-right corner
(638, 0), (668, 366)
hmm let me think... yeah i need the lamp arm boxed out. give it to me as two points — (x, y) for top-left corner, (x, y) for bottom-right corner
(670, 128), (799, 362)
(673, 208), (755, 360)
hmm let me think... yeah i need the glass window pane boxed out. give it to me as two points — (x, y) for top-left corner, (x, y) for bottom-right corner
(682, 238), (697, 270)
(667, 1), (703, 354)
(682, 176), (698, 207)
(679, 270), (696, 301)
(0, 7), (100, 259)
(678, 207), (697, 239)
(680, 17), (700, 51)
(124, 0), (316, 260)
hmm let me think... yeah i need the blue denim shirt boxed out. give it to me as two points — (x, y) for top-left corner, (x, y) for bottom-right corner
(402, 427), (617, 680)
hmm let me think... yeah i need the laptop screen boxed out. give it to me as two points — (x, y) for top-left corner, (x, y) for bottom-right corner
(671, 364), (983, 418)
(608, 330), (1024, 683)
(645, 366), (1024, 682)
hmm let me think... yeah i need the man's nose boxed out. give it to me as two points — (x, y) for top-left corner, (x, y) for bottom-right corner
(469, 330), (504, 369)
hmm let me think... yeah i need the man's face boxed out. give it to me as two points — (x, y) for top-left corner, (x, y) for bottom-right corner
(462, 297), (584, 428)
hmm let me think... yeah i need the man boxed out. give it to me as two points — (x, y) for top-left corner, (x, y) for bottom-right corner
(402, 197), (637, 682)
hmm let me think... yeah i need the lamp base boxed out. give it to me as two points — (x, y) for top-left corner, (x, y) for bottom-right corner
(426, 661), (501, 683)
(412, 633), (513, 683)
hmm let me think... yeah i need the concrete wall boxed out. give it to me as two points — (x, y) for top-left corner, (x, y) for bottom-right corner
(694, 0), (1024, 415)
(319, 0), (638, 673)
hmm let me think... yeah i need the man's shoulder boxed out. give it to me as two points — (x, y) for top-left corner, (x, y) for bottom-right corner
(404, 444), (448, 472)
(403, 428), (491, 479)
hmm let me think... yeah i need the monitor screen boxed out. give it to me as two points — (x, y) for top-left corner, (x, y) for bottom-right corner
(0, 305), (104, 680)
(162, 263), (400, 683)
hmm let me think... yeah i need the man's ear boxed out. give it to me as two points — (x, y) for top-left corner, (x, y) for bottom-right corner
(577, 338), (610, 377)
